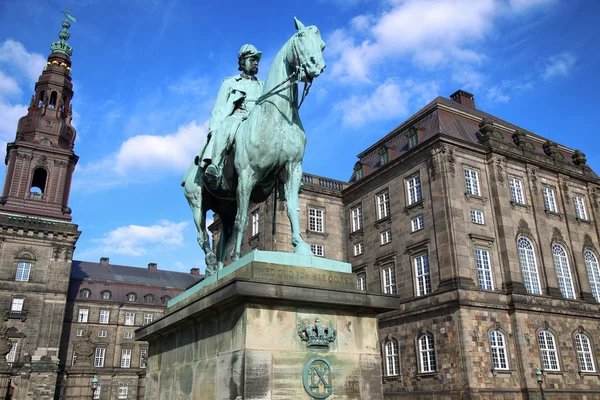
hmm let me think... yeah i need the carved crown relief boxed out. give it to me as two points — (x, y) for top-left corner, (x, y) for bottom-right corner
(517, 219), (533, 238)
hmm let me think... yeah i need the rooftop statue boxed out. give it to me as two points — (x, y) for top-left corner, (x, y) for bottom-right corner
(183, 17), (326, 276)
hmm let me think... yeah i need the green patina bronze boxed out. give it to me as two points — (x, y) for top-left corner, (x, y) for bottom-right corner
(183, 17), (326, 276)
(298, 319), (337, 349)
(302, 357), (332, 399)
(51, 9), (76, 56)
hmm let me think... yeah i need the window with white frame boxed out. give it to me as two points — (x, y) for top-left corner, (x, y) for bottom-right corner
(308, 208), (324, 232)
(125, 312), (135, 326)
(517, 237), (542, 295)
(76, 329), (83, 337)
(384, 339), (400, 376)
(93, 385), (101, 400)
(118, 386), (128, 399)
(351, 206), (363, 232)
(353, 242), (364, 256)
(380, 229), (392, 245)
(80, 289), (91, 298)
(470, 209), (485, 224)
(419, 333), (436, 373)
(144, 313), (153, 325)
(377, 191), (391, 219)
(127, 293), (137, 302)
(475, 249), (493, 290)
(71, 352), (77, 366)
(101, 291), (111, 300)
(124, 331), (133, 339)
(585, 250), (600, 303)
(94, 348), (105, 367)
(5, 343), (17, 364)
(381, 265), (396, 294)
(379, 147), (389, 166)
(543, 187), (558, 213)
(509, 178), (525, 204)
(356, 272), (366, 291)
(310, 244), (324, 257)
(574, 195), (589, 220)
(406, 176), (422, 205)
(574, 333), (595, 372)
(464, 168), (480, 196)
(99, 310), (110, 324)
(538, 330), (560, 371)
(98, 330), (107, 338)
(121, 349), (132, 368)
(408, 130), (418, 148)
(251, 210), (260, 236)
(140, 349), (148, 368)
(15, 262), (31, 282)
(411, 215), (424, 232)
(414, 255), (431, 296)
(11, 297), (24, 312)
(552, 244), (575, 299)
(489, 330), (509, 370)
(78, 308), (89, 323)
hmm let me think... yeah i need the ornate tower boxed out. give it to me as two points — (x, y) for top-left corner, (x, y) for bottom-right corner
(0, 13), (78, 221)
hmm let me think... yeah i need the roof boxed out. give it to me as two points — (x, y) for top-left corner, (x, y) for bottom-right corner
(71, 260), (201, 289)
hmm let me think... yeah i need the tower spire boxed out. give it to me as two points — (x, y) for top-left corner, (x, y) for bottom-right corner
(50, 8), (76, 57)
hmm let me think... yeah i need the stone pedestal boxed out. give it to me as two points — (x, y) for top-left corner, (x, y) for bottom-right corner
(136, 251), (397, 400)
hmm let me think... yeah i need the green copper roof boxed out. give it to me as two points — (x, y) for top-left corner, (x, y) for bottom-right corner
(50, 10), (76, 57)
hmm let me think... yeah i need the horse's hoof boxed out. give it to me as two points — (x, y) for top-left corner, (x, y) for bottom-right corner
(294, 243), (313, 256)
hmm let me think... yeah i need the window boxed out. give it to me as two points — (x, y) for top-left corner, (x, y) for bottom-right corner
(124, 331), (133, 339)
(351, 206), (362, 232)
(574, 333), (595, 372)
(118, 386), (128, 399)
(381, 265), (396, 294)
(489, 330), (508, 370)
(353, 242), (364, 256)
(161, 296), (171, 305)
(80, 289), (91, 298)
(140, 349), (148, 368)
(543, 187), (557, 213)
(93, 386), (101, 400)
(384, 339), (400, 376)
(408, 130), (418, 148)
(144, 313), (153, 325)
(574, 196), (588, 220)
(11, 297), (24, 312)
(585, 250), (600, 303)
(144, 294), (155, 303)
(406, 176), (422, 205)
(310, 244), (324, 257)
(308, 208), (324, 232)
(121, 349), (132, 368)
(354, 162), (364, 180)
(470, 209), (484, 224)
(411, 216), (424, 232)
(94, 348), (105, 367)
(77, 308), (89, 323)
(15, 262), (31, 281)
(76, 329), (83, 337)
(475, 249), (493, 290)
(538, 330), (560, 371)
(127, 293), (137, 302)
(464, 169), (480, 196)
(101, 291), (111, 300)
(380, 229), (391, 245)
(379, 147), (389, 166)
(356, 273), (366, 291)
(251, 210), (259, 236)
(71, 352), (77, 366)
(5, 343), (17, 364)
(517, 237), (541, 295)
(414, 255), (431, 296)
(509, 178), (525, 204)
(419, 333), (436, 373)
(125, 312), (135, 326)
(99, 310), (110, 324)
(377, 191), (391, 219)
(98, 330), (107, 338)
(552, 244), (575, 299)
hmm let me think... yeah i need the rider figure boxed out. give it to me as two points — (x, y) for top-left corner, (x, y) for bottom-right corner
(202, 44), (264, 183)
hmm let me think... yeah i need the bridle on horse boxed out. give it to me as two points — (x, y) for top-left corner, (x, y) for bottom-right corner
(255, 33), (313, 109)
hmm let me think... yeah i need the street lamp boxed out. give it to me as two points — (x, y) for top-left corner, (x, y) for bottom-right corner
(535, 368), (547, 400)
(91, 374), (99, 399)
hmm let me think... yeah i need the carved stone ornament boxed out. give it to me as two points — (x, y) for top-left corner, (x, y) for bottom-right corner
(512, 129), (528, 147)
(577, 326), (585, 334)
(495, 157), (505, 185)
(73, 330), (95, 359)
(446, 148), (456, 177)
(517, 219), (533, 238)
(562, 178), (570, 204)
(298, 319), (337, 348)
(543, 141), (559, 157)
(429, 149), (438, 181)
(584, 234), (597, 252)
(478, 117), (494, 139)
(572, 150), (587, 166)
(552, 227), (565, 245)
(529, 167), (538, 194)
(543, 321), (550, 330)
(0, 325), (12, 357)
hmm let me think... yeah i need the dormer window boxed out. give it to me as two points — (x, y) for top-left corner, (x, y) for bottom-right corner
(101, 291), (111, 300)
(408, 127), (419, 148)
(354, 161), (364, 180)
(378, 146), (389, 166)
(144, 294), (155, 303)
(80, 289), (91, 298)
(127, 293), (137, 302)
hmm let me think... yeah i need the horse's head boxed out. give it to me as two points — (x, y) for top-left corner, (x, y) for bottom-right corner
(292, 17), (326, 83)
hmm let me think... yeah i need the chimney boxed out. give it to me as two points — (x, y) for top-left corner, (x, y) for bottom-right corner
(148, 262), (157, 272)
(190, 268), (200, 277)
(100, 257), (109, 266)
(450, 89), (476, 109)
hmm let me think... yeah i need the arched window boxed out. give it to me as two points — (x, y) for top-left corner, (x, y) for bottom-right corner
(489, 330), (509, 370)
(101, 291), (111, 300)
(38, 90), (45, 107)
(354, 161), (363, 180)
(584, 250), (600, 303)
(144, 294), (155, 303)
(378, 146), (389, 166)
(127, 293), (137, 302)
(30, 168), (47, 200)
(552, 244), (575, 299)
(161, 296), (171, 304)
(79, 289), (91, 298)
(517, 237), (541, 295)
(418, 333), (436, 373)
(538, 330), (560, 371)
(49, 91), (57, 108)
(574, 333), (595, 372)
(384, 339), (400, 376)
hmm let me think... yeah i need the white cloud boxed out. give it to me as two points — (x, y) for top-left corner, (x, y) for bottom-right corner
(542, 51), (576, 80)
(452, 69), (484, 91)
(509, 0), (557, 13)
(0, 39), (46, 82)
(0, 71), (21, 96)
(93, 220), (188, 256)
(0, 100), (27, 142)
(486, 86), (510, 103)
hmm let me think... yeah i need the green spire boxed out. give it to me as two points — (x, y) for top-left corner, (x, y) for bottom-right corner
(50, 9), (76, 56)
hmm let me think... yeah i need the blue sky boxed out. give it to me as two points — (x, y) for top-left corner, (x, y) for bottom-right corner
(0, 0), (598, 274)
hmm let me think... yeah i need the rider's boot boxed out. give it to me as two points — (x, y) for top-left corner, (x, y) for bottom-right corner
(204, 163), (220, 189)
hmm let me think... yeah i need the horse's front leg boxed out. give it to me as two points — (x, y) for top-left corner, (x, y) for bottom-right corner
(216, 209), (235, 270)
(196, 206), (217, 275)
(230, 168), (254, 261)
(285, 162), (312, 255)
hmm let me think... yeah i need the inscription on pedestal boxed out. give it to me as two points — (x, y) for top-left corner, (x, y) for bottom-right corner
(254, 265), (354, 289)
(303, 357), (332, 399)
